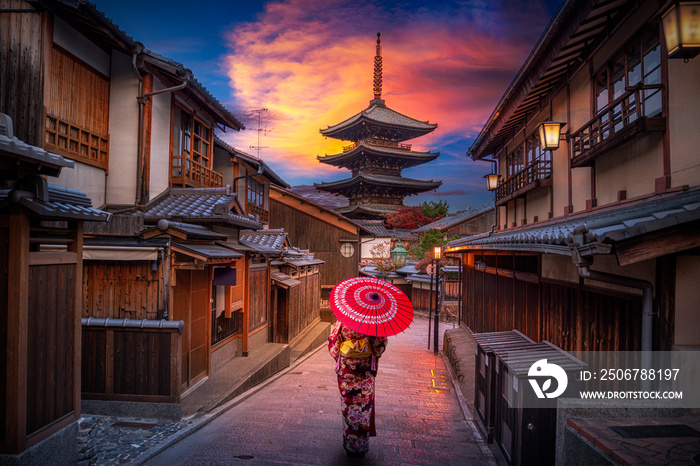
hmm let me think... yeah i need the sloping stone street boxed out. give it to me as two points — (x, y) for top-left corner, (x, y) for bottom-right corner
(141, 317), (499, 465)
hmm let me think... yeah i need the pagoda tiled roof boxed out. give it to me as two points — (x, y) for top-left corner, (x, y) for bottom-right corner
(320, 101), (437, 142)
(315, 173), (441, 193)
(335, 204), (402, 216)
(318, 141), (439, 168)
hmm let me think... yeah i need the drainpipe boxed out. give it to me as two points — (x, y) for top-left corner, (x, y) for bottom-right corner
(133, 50), (190, 206)
(570, 225), (654, 390)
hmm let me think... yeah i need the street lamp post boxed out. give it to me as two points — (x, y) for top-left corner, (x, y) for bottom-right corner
(433, 246), (441, 354)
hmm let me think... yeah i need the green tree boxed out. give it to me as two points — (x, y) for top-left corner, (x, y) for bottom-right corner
(420, 200), (449, 218)
(411, 228), (459, 272)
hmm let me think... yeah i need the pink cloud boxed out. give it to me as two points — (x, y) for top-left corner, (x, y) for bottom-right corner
(220, 0), (554, 185)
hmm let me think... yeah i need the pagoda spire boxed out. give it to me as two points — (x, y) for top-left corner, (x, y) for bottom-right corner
(372, 32), (384, 105)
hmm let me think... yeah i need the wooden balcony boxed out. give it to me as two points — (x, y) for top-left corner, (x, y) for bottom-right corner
(246, 202), (269, 224)
(343, 138), (412, 152)
(171, 156), (223, 188)
(571, 85), (665, 168)
(495, 160), (552, 206)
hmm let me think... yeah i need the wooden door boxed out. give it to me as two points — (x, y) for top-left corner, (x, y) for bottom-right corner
(173, 269), (210, 392)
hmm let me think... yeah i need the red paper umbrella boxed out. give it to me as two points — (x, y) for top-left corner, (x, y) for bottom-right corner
(330, 277), (414, 337)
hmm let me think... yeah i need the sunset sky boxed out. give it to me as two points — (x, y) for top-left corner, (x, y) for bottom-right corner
(97, 0), (563, 212)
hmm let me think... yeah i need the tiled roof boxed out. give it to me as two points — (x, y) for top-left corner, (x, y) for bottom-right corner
(315, 173), (441, 191)
(335, 204), (401, 216)
(239, 228), (288, 252)
(137, 188), (261, 229)
(413, 202), (494, 234)
(446, 190), (700, 255)
(355, 219), (390, 237)
(0, 184), (110, 222)
(321, 102), (437, 141)
(318, 142), (439, 168)
(287, 185), (350, 209)
(145, 220), (228, 240)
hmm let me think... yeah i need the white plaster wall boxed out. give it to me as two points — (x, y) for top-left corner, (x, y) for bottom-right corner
(595, 133), (664, 205)
(149, 80), (173, 200)
(667, 57), (700, 189)
(675, 255), (700, 346)
(361, 238), (390, 261)
(47, 162), (106, 207)
(53, 17), (110, 75)
(525, 188), (549, 224)
(106, 51), (140, 206)
(541, 254), (579, 284)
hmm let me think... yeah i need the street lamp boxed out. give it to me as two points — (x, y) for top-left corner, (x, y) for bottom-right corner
(433, 246), (442, 354)
(661, 1), (700, 61)
(538, 119), (566, 150)
(390, 240), (408, 268)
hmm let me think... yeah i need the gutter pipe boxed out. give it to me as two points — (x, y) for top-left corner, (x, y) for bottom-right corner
(132, 50), (190, 206)
(571, 225), (654, 390)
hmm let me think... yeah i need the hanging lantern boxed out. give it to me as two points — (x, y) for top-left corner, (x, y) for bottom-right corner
(538, 120), (565, 150)
(484, 172), (501, 191)
(662, 1), (700, 61)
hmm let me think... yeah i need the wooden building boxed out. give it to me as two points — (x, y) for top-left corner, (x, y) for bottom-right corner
(268, 185), (363, 319)
(446, 2), (700, 462)
(315, 33), (441, 220)
(0, 113), (109, 460)
(0, 0), (305, 423)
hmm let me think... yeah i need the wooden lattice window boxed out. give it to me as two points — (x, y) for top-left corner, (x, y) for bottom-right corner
(44, 46), (109, 169)
(171, 104), (221, 187)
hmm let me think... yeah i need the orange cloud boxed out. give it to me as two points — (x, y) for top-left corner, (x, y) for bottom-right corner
(220, 0), (556, 191)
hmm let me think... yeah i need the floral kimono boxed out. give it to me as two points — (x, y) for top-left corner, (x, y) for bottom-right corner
(328, 321), (388, 456)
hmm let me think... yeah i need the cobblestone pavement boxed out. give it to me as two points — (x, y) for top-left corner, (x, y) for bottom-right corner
(132, 317), (497, 466)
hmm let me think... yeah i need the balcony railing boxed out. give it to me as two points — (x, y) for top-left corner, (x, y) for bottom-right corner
(171, 155), (223, 188)
(343, 138), (412, 152)
(570, 85), (665, 168)
(495, 160), (552, 205)
(246, 202), (269, 224)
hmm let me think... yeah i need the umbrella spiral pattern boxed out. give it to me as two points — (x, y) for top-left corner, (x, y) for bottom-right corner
(330, 277), (414, 337)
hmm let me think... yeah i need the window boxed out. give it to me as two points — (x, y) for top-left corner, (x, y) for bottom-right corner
(594, 26), (662, 120)
(44, 46), (109, 169)
(247, 178), (264, 208)
(171, 105), (221, 187)
(506, 146), (524, 178)
(340, 243), (355, 258)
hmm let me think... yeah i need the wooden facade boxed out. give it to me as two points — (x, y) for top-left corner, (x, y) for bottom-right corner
(460, 253), (644, 353)
(273, 267), (321, 344)
(82, 325), (181, 403)
(0, 212), (86, 454)
(269, 187), (360, 291)
(83, 260), (165, 319)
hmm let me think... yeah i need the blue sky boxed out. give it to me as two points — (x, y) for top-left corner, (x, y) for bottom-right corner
(96, 0), (562, 213)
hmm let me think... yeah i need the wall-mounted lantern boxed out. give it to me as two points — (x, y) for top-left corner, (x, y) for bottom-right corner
(475, 260), (486, 271)
(538, 120), (566, 150)
(484, 172), (502, 191)
(661, 1), (700, 61)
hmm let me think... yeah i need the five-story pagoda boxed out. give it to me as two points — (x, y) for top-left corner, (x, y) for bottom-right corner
(315, 33), (441, 220)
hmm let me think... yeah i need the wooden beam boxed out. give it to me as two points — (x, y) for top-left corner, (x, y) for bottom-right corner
(5, 210), (29, 453)
(616, 220), (700, 266)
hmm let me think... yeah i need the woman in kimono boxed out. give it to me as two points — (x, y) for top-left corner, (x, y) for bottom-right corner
(328, 321), (388, 458)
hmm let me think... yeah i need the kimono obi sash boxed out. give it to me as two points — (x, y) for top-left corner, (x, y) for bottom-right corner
(339, 338), (371, 358)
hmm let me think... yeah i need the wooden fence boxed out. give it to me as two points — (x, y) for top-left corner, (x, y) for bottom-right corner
(81, 319), (183, 403)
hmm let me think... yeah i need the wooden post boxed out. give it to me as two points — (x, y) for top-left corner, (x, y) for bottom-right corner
(5, 210), (29, 453)
(68, 221), (83, 419)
